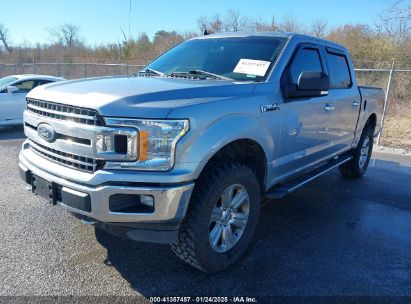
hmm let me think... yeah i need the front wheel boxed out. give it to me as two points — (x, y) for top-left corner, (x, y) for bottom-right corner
(171, 162), (261, 273)
(339, 124), (374, 178)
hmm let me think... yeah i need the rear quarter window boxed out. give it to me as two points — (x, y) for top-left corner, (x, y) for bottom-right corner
(36, 80), (53, 86)
(326, 51), (352, 89)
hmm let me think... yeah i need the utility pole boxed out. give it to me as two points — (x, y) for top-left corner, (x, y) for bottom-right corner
(377, 62), (395, 146)
(128, 0), (132, 41)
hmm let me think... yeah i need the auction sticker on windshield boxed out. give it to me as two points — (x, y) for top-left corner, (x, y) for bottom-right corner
(233, 59), (271, 76)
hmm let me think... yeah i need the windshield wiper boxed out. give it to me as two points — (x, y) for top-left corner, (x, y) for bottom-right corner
(190, 70), (233, 80)
(136, 68), (165, 77)
(170, 70), (233, 81)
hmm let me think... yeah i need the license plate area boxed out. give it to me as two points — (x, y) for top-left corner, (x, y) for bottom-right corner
(32, 175), (56, 204)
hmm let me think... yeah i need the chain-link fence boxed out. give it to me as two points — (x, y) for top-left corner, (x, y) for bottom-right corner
(356, 65), (411, 150)
(0, 62), (410, 150)
(0, 63), (145, 79)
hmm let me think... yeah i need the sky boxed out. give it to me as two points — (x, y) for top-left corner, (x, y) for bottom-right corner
(1, 0), (388, 46)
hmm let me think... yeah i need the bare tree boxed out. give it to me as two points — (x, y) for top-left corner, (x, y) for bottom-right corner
(279, 14), (304, 33)
(197, 14), (223, 34)
(255, 16), (279, 32)
(153, 30), (184, 54)
(310, 19), (328, 38)
(182, 32), (198, 40)
(209, 14), (224, 33)
(0, 24), (12, 54)
(198, 11), (252, 34)
(197, 16), (209, 33)
(377, 0), (411, 43)
(224, 10), (248, 32)
(49, 23), (83, 47)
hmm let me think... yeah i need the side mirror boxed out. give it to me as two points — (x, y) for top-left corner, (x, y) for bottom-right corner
(6, 85), (19, 93)
(285, 71), (330, 98)
(298, 71), (330, 92)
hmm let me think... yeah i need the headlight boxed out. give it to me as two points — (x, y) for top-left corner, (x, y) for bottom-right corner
(104, 118), (189, 171)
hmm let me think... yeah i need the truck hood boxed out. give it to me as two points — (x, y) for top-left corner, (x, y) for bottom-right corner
(27, 76), (257, 119)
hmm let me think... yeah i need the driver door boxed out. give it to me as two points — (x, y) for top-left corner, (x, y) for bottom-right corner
(275, 44), (334, 181)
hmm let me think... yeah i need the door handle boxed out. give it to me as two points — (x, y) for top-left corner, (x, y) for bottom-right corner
(324, 104), (335, 112)
(289, 128), (298, 136)
(352, 100), (360, 107)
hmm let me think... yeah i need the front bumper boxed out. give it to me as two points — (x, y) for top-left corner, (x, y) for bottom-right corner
(19, 151), (194, 242)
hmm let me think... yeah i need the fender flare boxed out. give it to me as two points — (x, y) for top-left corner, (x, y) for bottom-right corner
(175, 114), (275, 179)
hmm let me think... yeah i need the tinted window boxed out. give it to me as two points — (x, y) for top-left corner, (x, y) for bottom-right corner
(326, 52), (351, 88)
(36, 80), (53, 87)
(14, 80), (35, 93)
(146, 37), (287, 81)
(289, 48), (323, 84)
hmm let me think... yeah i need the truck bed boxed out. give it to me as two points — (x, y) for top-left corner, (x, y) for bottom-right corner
(358, 86), (385, 136)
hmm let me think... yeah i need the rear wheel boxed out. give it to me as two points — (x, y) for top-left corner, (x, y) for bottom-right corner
(339, 124), (374, 178)
(171, 162), (261, 273)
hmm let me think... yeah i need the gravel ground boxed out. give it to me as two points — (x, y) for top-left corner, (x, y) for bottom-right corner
(374, 145), (411, 156)
(0, 126), (411, 302)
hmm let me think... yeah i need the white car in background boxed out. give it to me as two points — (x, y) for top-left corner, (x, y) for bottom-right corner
(0, 74), (64, 126)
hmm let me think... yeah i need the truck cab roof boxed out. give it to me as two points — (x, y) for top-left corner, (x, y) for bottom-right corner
(7, 74), (64, 82)
(194, 31), (348, 53)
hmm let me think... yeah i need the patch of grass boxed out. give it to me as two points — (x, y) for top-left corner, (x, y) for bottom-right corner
(379, 106), (411, 150)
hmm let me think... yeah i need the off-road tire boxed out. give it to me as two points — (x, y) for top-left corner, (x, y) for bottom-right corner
(339, 124), (374, 178)
(171, 162), (261, 273)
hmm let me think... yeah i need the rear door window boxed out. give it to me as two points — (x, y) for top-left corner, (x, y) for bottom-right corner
(36, 80), (53, 86)
(34, 80), (53, 88)
(326, 51), (352, 89)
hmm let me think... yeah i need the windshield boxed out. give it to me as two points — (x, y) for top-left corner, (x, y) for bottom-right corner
(145, 36), (287, 82)
(0, 76), (17, 89)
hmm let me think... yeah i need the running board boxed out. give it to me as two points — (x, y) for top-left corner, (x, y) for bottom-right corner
(265, 155), (352, 199)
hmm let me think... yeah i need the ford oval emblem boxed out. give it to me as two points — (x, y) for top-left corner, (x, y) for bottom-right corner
(37, 123), (56, 142)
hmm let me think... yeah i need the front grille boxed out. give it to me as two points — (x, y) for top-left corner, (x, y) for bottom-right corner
(28, 140), (103, 173)
(27, 98), (104, 126)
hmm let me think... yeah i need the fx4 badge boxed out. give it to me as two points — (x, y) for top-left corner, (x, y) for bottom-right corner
(260, 103), (280, 113)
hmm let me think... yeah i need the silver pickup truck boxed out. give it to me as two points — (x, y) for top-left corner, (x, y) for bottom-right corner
(19, 32), (384, 272)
